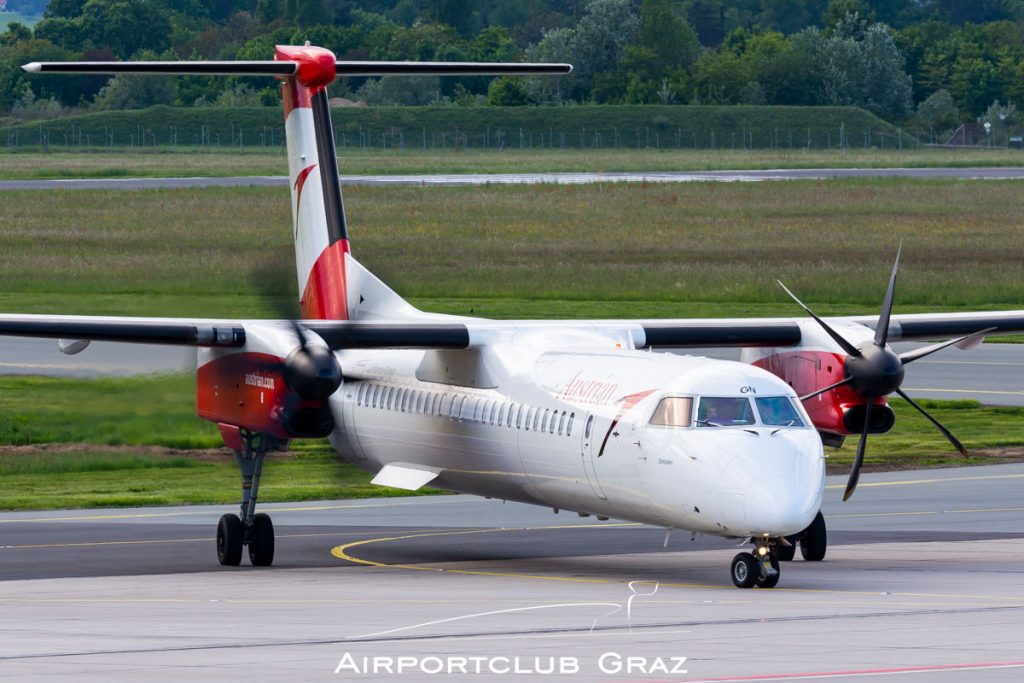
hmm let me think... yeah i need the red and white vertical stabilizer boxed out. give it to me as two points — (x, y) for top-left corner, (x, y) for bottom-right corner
(276, 45), (350, 321)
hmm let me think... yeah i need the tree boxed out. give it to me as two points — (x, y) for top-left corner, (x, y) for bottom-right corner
(486, 76), (528, 105)
(0, 22), (32, 47)
(526, 0), (639, 103)
(915, 88), (959, 131)
(820, 14), (913, 120)
(620, 0), (700, 103)
(78, 0), (173, 58)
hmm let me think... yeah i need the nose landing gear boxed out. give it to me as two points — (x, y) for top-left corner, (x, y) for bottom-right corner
(731, 542), (780, 589)
(216, 431), (283, 567)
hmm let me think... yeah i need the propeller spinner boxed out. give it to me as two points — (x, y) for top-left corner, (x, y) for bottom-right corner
(779, 245), (993, 501)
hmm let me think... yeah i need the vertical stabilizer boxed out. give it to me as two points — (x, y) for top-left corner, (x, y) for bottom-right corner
(276, 44), (350, 321)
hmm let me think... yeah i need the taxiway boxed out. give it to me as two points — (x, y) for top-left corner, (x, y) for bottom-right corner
(2, 464), (1024, 681)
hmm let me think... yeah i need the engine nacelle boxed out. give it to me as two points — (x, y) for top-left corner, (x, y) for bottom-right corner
(196, 323), (342, 441)
(842, 403), (895, 434)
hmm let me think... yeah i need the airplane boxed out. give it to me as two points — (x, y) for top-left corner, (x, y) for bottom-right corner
(7, 44), (1024, 588)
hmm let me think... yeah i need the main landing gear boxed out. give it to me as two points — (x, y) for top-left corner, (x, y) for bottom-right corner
(775, 511), (828, 563)
(217, 431), (282, 567)
(729, 512), (828, 588)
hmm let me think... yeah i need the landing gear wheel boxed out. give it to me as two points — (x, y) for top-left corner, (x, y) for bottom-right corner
(731, 552), (759, 588)
(776, 537), (797, 562)
(800, 511), (827, 562)
(248, 512), (275, 567)
(217, 513), (243, 566)
(756, 556), (781, 588)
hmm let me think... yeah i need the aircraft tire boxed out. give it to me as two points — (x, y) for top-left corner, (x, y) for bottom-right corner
(756, 557), (781, 588)
(776, 538), (797, 561)
(248, 513), (275, 567)
(800, 511), (827, 562)
(217, 513), (243, 566)
(731, 552), (759, 588)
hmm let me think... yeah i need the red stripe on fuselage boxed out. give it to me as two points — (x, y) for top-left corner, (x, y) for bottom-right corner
(301, 239), (350, 320)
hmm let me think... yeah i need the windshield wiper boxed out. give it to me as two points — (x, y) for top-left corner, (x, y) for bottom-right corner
(695, 419), (722, 428)
(770, 419), (798, 436)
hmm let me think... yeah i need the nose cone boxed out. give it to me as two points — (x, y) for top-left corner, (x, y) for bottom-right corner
(744, 474), (821, 536)
(716, 431), (824, 537)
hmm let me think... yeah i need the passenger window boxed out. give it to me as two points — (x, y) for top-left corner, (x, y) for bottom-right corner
(524, 407), (533, 431)
(371, 385), (380, 408)
(356, 384), (365, 405)
(386, 387), (395, 411)
(515, 404), (523, 429)
(498, 403), (508, 426)
(399, 389), (408, 412)
(489, 402), (499, 425)
(585, 414), (593, 439)
(550, 410), (557, 434)
(533, 408), (542, 432)
(440, 393), (453, 417)
(541, 409), (550, 433)
(557, 411), (565, 435)
(567, 412), (574, 436)
(650, 397), (693, 427)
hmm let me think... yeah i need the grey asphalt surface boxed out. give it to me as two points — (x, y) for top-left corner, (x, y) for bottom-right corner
(2, 165), (1024, 190)
(2, 464), (1024, 681)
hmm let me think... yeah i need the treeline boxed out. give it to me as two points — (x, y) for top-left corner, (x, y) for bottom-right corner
(1, 0), (1023, 135)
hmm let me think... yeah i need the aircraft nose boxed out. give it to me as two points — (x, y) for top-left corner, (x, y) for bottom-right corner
(744, 475), (820, 536)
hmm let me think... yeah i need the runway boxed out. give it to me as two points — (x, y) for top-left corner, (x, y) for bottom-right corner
(2, 464), (1024, 681)
(2, 165), (1024, 190)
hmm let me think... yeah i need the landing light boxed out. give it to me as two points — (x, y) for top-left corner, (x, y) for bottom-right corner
(757, 546), (768, 557)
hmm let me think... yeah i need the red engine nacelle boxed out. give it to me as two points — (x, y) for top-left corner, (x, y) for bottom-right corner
(196, 351), (335, 440)
(753, 350), (895, 439)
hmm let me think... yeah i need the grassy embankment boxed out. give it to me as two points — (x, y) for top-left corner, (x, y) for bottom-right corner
(1, 178), (1023, 508)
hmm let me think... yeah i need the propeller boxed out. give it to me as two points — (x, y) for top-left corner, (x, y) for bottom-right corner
(778, 245), (994, 501)
(249, 257), (342, 434)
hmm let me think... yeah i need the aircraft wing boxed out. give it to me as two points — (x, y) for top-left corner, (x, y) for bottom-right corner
(844, 311), (1024, 342)
(3, 311), (1024, 351)
(0, 314), (470, 349)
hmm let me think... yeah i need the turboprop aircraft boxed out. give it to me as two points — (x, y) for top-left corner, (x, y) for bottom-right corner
(8, 45), (1024, 588)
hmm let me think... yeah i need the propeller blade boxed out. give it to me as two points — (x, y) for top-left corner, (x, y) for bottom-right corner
(777, 280), (861, 357)
(874, 242), (902, 347)
(895, 389), (967, 455)
(799, 376), (855, 401)
(899, 327), (997, 365)
(843, 401), (873, 502)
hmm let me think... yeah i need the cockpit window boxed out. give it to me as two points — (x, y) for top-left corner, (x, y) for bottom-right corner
(755, 396), (806, 427)
(696, 397), (755, 426)
(649, 397), (693, 427)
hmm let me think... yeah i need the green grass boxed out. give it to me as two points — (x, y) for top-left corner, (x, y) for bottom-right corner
(0, 373), (437, 509)
(829, 399), (1024, 472)
(1, 179), (1022, 318)
(0, 449), (433, 510)
(1, 146), (1023, 179)
(0, 374), (218, 448)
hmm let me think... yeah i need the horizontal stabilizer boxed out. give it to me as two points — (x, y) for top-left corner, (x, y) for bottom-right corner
(371, 464), (441, 491)
(23, 60), (571, 77)
(22, 61), (296, 76)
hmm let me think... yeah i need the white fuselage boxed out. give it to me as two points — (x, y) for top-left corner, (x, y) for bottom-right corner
(326, 329), (825, 539)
